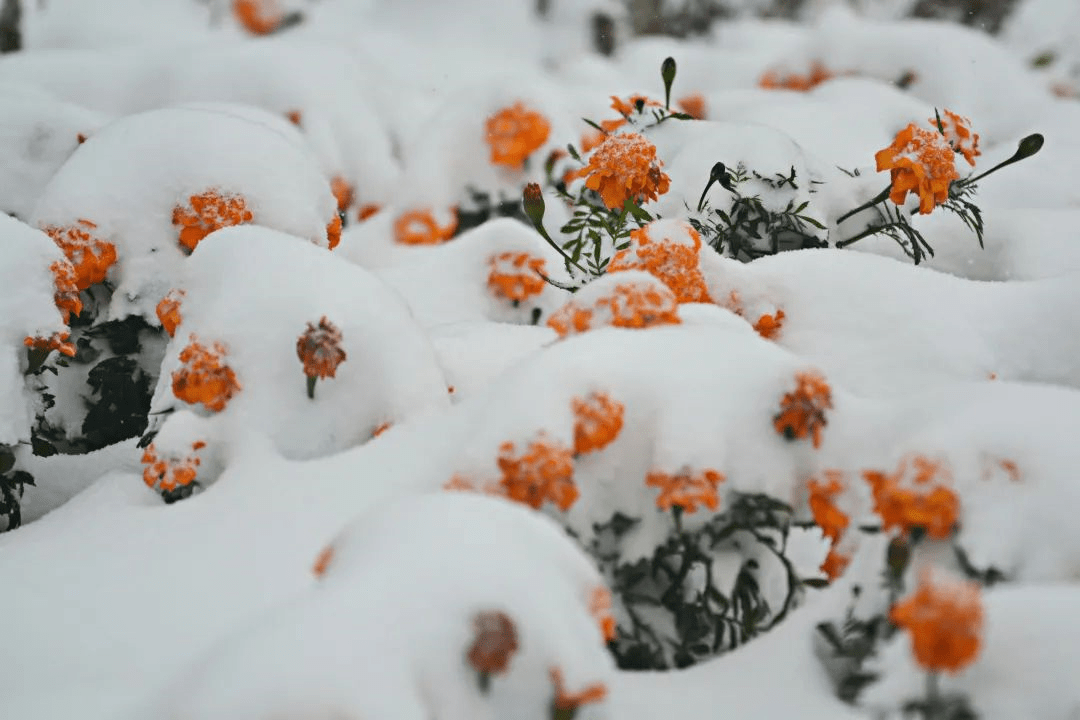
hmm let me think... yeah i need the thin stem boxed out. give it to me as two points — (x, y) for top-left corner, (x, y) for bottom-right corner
(836, 185), (892, 225)
(925, 671), (942, 720)
(835, 222), (890, 249)
(532, 220), (591, 277)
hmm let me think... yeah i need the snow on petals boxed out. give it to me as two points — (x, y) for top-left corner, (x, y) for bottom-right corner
(156, 290), (185, 338)
(773, 371), (833, 449)
(393, 208), (458, 245)
(568, 132), (670, 210)
(646, 467), (725, 513)
(497, 433), (578, 511)
(487, 252), (546, 304)
(863, 455), (960, 540)
(571, 392), (624, 455)
(546, 273), (681, 338)
(42, 219), (117, 291)
(607, 220), (712, 303)
(172, 190), (254, 253)
(141, 441), (206, 494)
(171, 337), (241, 412)
(485, 102), (551, 169)
(296, 316), (347, 380)
(932, 109), (981, 167)
(890, 568), (983, 674)
(875, 123), (959, 214)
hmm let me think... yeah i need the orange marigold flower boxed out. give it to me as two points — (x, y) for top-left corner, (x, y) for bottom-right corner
(171, 337), (241, 412)
(568, 132), (670, 210)
(572, 392), (624, 455)
(372, 421), (392, 438)
(487, 252), (547, 303)
(393, 208), (458, 245)
(357, 203), (381, 222)
(875, 123), (959, 215)
(550, 667), (607, 710)
(610, 94), (662, 117)
(807, 470), (849, 543)
(753, 309), (785, 340)
(547, 303), (595, 337)
(774, 371), (832, 448)
(890, 569), (983, 674)
(330, 176), (353, 212)
(49, 260), (82, 322)
(467, 611), (519, 676)
(608, 221), (712, 303)
(24, 331), (76, 358)
(156, 290), (185, 338)
(589, 586), (617, 643)
(598, 280), (683, 329)
(933, 109), (980, 167)
(486, 102), (551, 169)
(820, 548), (851, 582)
(497, 434), (578, 511)
(646, 467), (724, 513)
(141, 442), (204, 493)
(76, 133), (87, 144)
(42, 219), (117, 291)
(759, 61), (833, 91)
(172, 190), (254, 253)
(285, 109), (302, 126)
(443, 474), (475, 492)
(311, 544), (334, 577)
(676, 93), (707, 120)
(863, 456), (959, 540)
(296, 316), (347, 380)
(326, 214), (342, 251)
(233, 0), (281, 35)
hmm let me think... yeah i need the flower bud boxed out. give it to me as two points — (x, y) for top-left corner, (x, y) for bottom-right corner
(522, 182), (546, 229)
(1015, 133), (1044, 160)
(661, 57), (677, 108)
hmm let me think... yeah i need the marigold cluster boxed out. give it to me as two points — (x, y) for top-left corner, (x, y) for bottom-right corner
(487, 252), (547, 303)
(233, 0), (282, 35)
(393, 208), (458, 245)
(568, 132), (671, 210)
(43, 219), (117, 291)
(759, 62), (833, 91)
(467, 611), (519, 677)
(863, 456), (960, 539)
(546, 279), (681, 338)
(608, 222), (712, 304)
(156, 290), (184, 338)
(571, 392), (624, 455)
(890, 569), (983, 674)
(171, 338), (241, 412)
(24, 331), (76, 358)
(497, 434), (577, 511)
(875, 123), (960, 214)
(589, 586), (617, 643)
(141, 441), (206, 493)
(773, 371), (832, 449)
(807, 470), (851, 581)
(172, 190), (254, 253)
(485, 102), (551, 169)
(646, 467), (725, 513)
(820, 548), (851, 582)
(50, 260), (83, 323)
(933, 109), (980, 166)
(550, 668), (607, 710)
(296, 316), (347, 380)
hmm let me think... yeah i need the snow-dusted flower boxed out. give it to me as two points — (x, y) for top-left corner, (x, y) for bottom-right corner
(588, 586), (617, 643)
(23, 331), (75, 358)
(774, 371), (832, 449)
(608, 221), (712, 304)
(753, 309), (785, 340)
(141, 441), (206, 493)
(42, 219), (117, 291)
(875, 123), (959, 215)
(233, 0), (283, 35)
(156, 290), (184, 338)
(467, 611), (519, 678)
(863, 456), (959, 540)
(296, 316), (347, 383)
(890, 568), (983, 674)
(487, 252), (546, 304)
(568, 132), (670, 210)
(676, 93), (707, 120)
(49, 259), (82, 323)
(646, 467), (725, 513)
(933, 109), (980, 166)
(808, 470), (849, 544)
(330, 176), (353, 212)
(820, 548), (850, 582)
(311, 544), (334, 578)
(547, 275), (681, 338)
(357, 203), (381, 222)
(759, 61), (833, 91)
(171, 337), (241, 412)
(485, 102), (551, 169)
(571, 392), (624, 455)
(393, 208), (458, 245)
(326, 214), (342, 251)
(580, 118), (626, 154)
(609, 94), (661, 117)
(172, 190), (254, 253)
(497, 434), (577, 511)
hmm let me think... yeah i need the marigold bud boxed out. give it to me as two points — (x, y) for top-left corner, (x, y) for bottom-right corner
(522, 183), (545, 229)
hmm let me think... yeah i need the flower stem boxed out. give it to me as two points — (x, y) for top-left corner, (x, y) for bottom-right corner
(835, 222), (891, 249)
(835, 185), (892, 225)
(958, 133), (1044, 187)
(306, 374), (317, 400)
(925, 671), (942, 720)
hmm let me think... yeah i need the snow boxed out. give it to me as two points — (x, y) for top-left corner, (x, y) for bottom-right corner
(2, 1), (1079, 718)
